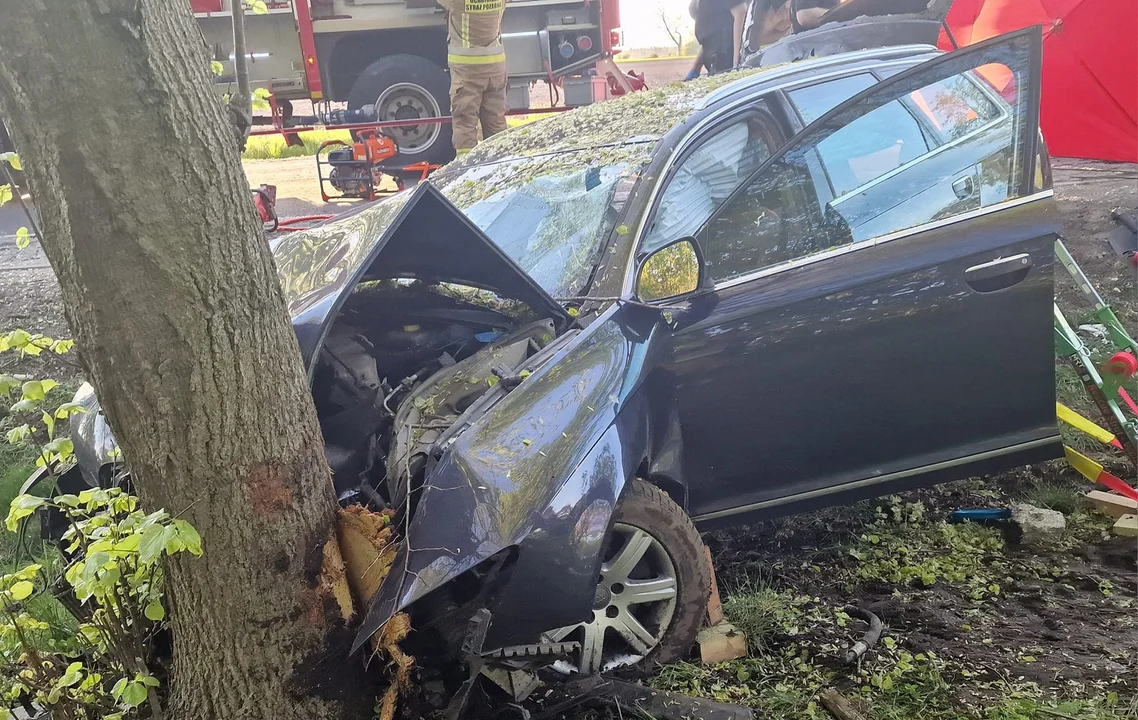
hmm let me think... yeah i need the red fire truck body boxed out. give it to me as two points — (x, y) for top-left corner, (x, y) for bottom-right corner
(192, 0), (624, 162)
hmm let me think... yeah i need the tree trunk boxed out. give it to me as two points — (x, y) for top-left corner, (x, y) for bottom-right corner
(0, 1), (373, 717)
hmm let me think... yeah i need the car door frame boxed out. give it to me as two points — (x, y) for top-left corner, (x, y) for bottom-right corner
(633, 26), (1044, 302)
(635, 97), (794, 257)
(629, 27), (1053, 522)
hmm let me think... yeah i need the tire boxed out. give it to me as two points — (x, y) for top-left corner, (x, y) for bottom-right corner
(347, 54), (455, 166)
(614, 480), (710, 669)
(543, 479), (710, 673)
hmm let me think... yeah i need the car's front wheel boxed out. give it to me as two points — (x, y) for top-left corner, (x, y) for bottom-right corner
(543, 480), (710, 674)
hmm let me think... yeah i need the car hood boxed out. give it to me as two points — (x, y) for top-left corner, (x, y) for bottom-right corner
(271, 183), (572, 367)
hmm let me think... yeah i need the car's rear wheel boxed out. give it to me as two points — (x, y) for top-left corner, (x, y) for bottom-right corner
(542, 480), (709, 674)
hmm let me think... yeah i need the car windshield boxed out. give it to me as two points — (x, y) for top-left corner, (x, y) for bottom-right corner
(431, 144), (654, 298)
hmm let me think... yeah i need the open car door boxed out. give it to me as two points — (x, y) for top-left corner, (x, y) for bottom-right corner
(667, 27), (1061, 523)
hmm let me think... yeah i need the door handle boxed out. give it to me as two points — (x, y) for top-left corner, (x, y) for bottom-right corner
(965, 253), (1032, 293)
(952, 175), (976, 201)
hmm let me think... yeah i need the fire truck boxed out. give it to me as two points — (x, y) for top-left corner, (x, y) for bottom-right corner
(192, 0), (626, 163)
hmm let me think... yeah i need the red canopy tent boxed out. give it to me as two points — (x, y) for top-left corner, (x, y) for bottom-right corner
(939, 0), (1137, 163)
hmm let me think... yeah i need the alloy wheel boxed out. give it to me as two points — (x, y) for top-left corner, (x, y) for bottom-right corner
(542, 522), (678, 674)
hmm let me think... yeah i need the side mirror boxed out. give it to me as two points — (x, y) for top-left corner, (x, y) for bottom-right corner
(636, 238), (703, 303)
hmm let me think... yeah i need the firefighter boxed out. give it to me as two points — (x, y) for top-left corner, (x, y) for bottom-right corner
(439, 0), (508, 155)
(694, 0), (747, 75)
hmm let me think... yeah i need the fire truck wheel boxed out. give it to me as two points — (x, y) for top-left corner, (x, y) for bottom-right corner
(348, 54), (456, 166)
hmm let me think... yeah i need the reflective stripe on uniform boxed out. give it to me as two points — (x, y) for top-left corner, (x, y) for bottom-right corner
(448, 51), (507, 64)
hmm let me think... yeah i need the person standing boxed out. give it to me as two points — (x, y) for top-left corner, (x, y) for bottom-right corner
(439, 0), (508, 155)
(694, 0), (747, 76)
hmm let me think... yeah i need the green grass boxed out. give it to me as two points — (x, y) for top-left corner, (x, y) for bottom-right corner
(241, 116), (540, 160)
(722, 583), (801, 653)
(242, 129), (353, 160)
(1021, 480), (1084, 515)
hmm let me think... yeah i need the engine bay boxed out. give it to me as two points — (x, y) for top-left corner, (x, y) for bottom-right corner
(312, 280), (563, 514)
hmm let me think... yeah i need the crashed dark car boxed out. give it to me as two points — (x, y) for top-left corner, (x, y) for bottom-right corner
(36, 25), (1059, 692)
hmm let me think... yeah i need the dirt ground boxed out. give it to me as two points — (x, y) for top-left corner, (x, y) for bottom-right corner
(695, 464), (1138, 718)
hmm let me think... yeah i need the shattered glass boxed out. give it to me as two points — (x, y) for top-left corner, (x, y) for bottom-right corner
(456, 163), (634, 299)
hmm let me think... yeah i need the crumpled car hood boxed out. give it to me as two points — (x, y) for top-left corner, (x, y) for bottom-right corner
(272, 182), (572, 367)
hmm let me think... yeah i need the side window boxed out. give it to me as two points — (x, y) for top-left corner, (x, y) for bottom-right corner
(704, 59), (1030, 283)
(786, 73), (876, 124)
(641, 107), (781, 253)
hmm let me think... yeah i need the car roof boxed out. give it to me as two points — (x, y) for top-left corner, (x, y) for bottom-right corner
(698, 43), (941, 114)
(438, 43), (942, 182)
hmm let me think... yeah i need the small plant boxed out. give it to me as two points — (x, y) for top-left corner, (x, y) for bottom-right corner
(0, 259), (201, 717)
(1021, 481), (1082, 515)
(722, 584), (804, 653)
(0, 488), (201, 719)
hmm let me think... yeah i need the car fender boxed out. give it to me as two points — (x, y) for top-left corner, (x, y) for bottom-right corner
(353, 303), (679, 652)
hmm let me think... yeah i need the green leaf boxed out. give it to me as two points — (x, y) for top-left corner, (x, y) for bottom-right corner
(5, 424), (31, 446)
(248, 0), (269, 12)
(14, 227), (29, 249)
(121, 680), (148, 707)
(8, 399), (36, 414)
(144, 601), (165, 621)
(45, 438), (74, 462)
(0, 375), (17, 396)
(111, 677), (127, 700)
(139, 674), (160, 688)
(114, 533), (141, 553)
(50, 338), (75, 354)
(55, 401), (87, 419)
(8, 581), (33, 601)
(20, 380), (44, 401)
(0, 184), (10, 207)
(6, 495), (46, 532)
(138, 523), (174, 564)
(0, 152), (21, 171)
(253, 87), (271, 99)
(41, 411), (55, 439)
(171, 519), (203, 556)
(58, 661), (83, 687)
(210, 60), (224, 75)
(3, 329), (31, 350)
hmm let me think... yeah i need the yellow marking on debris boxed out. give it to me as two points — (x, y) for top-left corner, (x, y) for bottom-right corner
(1056, 402), (1116, 445)
(1063, 445), (1105, 483)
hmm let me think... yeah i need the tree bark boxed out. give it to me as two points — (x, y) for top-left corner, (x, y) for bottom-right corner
(0, 1), (373, 717)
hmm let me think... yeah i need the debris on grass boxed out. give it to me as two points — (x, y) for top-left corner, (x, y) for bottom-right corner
(671, 471), (1138, 719)
(1010, 503), (1067, 548)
